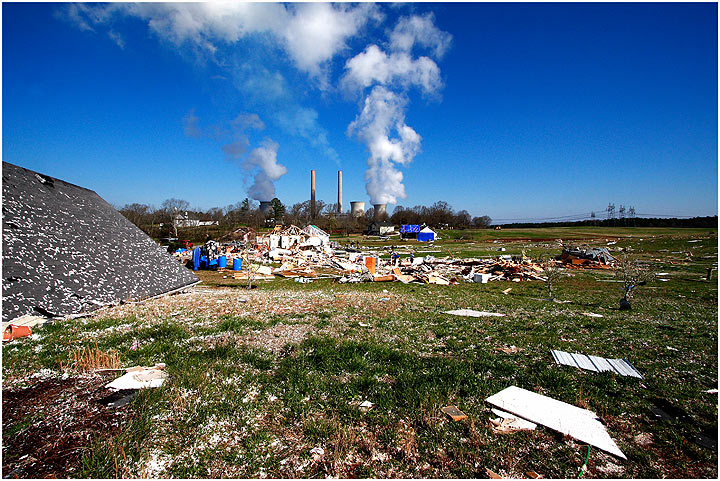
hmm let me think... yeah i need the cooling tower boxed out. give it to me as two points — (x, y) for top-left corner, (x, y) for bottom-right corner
(350, 201), (365, 217)
(259, 201), (273, 216)
(373, 203), (387, 219)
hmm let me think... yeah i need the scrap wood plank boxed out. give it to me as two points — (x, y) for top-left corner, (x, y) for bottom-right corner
(551, 350), (642, 378)
(441, 405), (468, 421)
(485, 386), (626, 459)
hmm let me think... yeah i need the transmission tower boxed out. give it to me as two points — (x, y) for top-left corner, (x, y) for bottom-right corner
(607, 203), (615, 219)
(619, 205), (626, 219)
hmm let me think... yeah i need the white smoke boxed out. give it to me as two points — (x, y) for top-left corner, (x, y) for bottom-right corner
(344, 13), (451, 205)
(243, 138), (287, 201)
(348, 86), (420, 204)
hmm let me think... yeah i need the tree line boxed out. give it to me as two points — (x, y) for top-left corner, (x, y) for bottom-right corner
(500, 216), (718, 229)
(117, 198), (493, 239)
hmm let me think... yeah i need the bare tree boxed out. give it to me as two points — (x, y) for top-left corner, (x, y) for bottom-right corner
(614, 253), (655, 309)
(539, 256), (563, 300)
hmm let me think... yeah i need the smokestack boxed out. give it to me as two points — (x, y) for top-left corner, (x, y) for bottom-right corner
(373, 203), (387, 219)
(337, 170), (343, 214)
(310, 169), (316, 219)
(259, 201), (273, 216)
(350, 201), (365, 217)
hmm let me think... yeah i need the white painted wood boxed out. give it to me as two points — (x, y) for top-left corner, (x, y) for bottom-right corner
(486, 386), (626, 459)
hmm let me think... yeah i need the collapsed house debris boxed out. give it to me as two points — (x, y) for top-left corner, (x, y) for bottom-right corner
(175, 225), (624, 289)
(2, 162), (199, 322)
(560, 246), (616, 269)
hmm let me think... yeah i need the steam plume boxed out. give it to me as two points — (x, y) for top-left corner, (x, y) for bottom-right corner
(243, 138), (287, 201)
(344, 13), (451, 205)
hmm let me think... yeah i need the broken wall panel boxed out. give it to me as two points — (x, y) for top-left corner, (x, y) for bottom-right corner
(2, 162), (199, 321)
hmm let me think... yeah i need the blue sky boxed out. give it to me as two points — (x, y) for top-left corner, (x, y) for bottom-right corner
(3, 2), (717, 221)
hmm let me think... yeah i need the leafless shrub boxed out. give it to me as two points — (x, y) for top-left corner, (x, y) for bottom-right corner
(539, 256), (563, 300)
(614, 253), (655, 307)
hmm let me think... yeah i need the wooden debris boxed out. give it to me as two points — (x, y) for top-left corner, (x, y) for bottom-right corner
(441, 405), (468, 421)
(486, 468), (502, 479)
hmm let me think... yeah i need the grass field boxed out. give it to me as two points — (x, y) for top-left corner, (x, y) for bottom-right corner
(2, 227), (717, 478)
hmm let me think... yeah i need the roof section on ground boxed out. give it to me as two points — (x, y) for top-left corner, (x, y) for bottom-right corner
(2, 161), (199, 322)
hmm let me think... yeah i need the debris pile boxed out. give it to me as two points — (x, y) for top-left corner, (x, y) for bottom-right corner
(176, 226), (622, 286)
(560, 246), (615, 269)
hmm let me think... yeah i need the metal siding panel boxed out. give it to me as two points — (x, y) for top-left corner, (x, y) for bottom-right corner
(588, 355), (614, 373)
(606, 358), (632, 377)
(571, 353), (598, 372)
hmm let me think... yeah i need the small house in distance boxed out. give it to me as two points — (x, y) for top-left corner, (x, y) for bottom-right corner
(417, 226), (437, 242)
(366, 221), (395, 236)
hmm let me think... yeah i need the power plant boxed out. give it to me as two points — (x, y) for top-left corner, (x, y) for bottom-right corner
(350, 201), (365, 217)
(259, 201), (273, 216)
(307, 168), (384, 219)
(373, 203), (387, 219)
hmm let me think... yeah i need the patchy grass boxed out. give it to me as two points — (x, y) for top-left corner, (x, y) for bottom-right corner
(2, 228), (717, 478)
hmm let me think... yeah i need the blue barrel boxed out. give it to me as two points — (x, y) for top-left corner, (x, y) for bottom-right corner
(208, 258), (218, 268)
(232, 258), (242, 271)
(217, 255), (227, 268)
(192, 247), (202, 271)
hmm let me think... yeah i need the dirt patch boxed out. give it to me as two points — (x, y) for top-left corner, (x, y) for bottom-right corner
(2, 373), (134, 478)
(237, 323), (315, 354)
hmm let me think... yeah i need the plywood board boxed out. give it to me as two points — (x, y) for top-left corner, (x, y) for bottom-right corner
(486, 386), (626, 459)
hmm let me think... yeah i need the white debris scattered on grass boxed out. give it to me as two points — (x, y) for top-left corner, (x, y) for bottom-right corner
(582, 312), (604, 318)
(444, 309), (506, 318)
(310, 446), (324, 461)
(144, 450), (173, 478)
(31, 368), (57, 379)
(242, 387), (260, 403)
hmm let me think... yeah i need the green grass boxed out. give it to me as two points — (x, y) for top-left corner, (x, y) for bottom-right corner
(2, 227), (717, 478)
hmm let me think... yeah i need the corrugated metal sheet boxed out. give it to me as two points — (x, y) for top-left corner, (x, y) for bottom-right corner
(551, 350), (643, 378)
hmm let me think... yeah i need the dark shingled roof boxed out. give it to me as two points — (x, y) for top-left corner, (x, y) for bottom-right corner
(2, 161), (199, 322)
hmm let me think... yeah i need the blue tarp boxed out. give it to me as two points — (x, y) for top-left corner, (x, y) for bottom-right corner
(401, 224), (421, 233)
(417, 230), (436, 242)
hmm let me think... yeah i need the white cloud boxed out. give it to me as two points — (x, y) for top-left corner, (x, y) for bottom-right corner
(342, 45), (443, 95)
(63, 3), (379, 81)
(389, 13), (452, 59)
